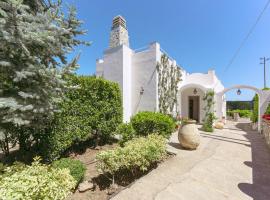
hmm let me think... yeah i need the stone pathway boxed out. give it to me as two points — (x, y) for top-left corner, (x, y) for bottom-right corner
(112, 120), (270, 200)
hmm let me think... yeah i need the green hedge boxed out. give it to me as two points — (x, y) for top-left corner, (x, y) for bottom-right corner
(130, 111), (174, 138)
(96, 134), (167, 175)
(115, 123), (136, 146)
(252, 94), (259, 122)
(252, 88), (270, 122)
(227, 109), (252, 118)
(42, 76), (122, 161)
(52, 158), (86, 186)
(0, 158), (76, 200)
(227, 101), (253, 110)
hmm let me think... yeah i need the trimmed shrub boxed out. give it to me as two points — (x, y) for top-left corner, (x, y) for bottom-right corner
(96, 134), (167, 175)
(252, 94), (259, 122)
(0, 157), (76, 200)
(227, 109), (252, 118)
(130, 111), (174, 138)
(252, 88), (269, 122)
(116, 123), (136, 146)
(52, 158), (86, 185)
(41, 76), (122, 161)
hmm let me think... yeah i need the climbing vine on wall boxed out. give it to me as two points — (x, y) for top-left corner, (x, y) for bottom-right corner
(156, 54), (182, 115)
(202, 90), (216, 132)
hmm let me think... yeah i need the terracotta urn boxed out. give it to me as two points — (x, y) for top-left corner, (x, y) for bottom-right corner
(178, 120), (200, 150)
(215, 121), (224, 129)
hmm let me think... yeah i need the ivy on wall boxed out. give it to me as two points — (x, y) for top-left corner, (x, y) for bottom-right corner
(156, 54), (182, 115)
(202, 90), (216, 132)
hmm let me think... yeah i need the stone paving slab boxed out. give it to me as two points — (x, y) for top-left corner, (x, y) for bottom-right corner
(112, 121), (270, 200)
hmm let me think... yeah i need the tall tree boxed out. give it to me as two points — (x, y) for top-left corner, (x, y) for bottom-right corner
(0, 0), (88, 154)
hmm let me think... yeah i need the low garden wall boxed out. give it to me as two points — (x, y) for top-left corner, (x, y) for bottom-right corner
(262, 119), (270, 148)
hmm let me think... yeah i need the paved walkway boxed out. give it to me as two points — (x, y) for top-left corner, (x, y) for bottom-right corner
(112, 120), (270, 200)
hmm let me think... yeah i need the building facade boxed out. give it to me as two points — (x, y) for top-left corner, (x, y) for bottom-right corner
(96, 15), (226, 122)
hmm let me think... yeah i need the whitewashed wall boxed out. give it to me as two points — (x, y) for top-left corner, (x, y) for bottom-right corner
(96, 43), (161, 122)
(96, 45), (132, 122)
(131, 42), (160, 115)
(97, 43), (226, 123)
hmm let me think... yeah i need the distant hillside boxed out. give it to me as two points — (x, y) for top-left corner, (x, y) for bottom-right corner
(226, 101), (253, 110)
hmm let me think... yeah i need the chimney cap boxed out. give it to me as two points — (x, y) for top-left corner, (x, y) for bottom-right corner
(112, 15), (127, 29)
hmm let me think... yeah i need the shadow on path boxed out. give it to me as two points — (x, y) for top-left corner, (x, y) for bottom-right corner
(200, 133), (251, 147)
(236, 122), (270, 200)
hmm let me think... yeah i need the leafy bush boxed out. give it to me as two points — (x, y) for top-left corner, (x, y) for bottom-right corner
(96, 134), (167, 175)
(41, 76), (122, 161)
(252, 88), (269, 122)
(227, 109), (252, 118)
(130, 111), (174, 138)
(0, 0), (87, 155)
(116, 123), (136, 146)
(0, 162), (6, 175)
(252, 94), (259, 122)
(52, 158), (86, 185)
(0, 157), (76, 200)
(0, 161), (26, 177)
(265, 103), (270, 115)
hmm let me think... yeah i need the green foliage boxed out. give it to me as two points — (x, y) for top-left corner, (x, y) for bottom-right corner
(0, 162), (6, 175)
(252, 88), (270, 122)
(202, 90), (216, 132)
(0, 157), (76, 200)
(252, 94), (259, 123)
(265, 104), (270, 115)
(130, 111), (174, 138)
(157, 54), (182, 115)
(42, 76), (122, 161)
(227, 109), (252, 118)
(227, 101), (253, 110)
(7, 161), (26, 173)
(116, 123), (136, 146)
(0, 0), (88, 154)
(52, 158), (86, 185)
(96, 134), (167, 175)
(0, 162), (25, 177)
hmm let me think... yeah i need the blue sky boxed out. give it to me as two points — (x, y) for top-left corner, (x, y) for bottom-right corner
(65, 0), (270, 101)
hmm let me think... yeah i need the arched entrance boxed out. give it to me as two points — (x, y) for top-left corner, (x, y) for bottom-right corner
(217, 85), (270, 131)
(179, 83), (208, 123)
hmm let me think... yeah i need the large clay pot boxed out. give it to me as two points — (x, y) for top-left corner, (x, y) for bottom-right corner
(178, 120), (200, 150)
(215, 122), (224, 129)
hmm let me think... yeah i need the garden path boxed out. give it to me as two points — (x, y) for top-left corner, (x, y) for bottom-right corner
(112, 119), (270, 200)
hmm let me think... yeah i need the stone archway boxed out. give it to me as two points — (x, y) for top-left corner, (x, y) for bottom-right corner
(217, 85), (270, 131)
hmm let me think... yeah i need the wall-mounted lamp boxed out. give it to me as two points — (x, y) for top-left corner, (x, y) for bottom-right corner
(237, 89), (241, 95)
(193, 88), (198, 95)
(140, 87), (144, 95)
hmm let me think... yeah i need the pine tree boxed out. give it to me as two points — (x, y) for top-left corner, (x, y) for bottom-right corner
(0, 0), (88, 154)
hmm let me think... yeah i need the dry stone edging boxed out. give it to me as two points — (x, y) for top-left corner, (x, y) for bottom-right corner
(78, 181), (94, 192)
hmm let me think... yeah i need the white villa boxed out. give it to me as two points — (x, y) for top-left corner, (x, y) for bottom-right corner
(96, 16), (226, 123)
